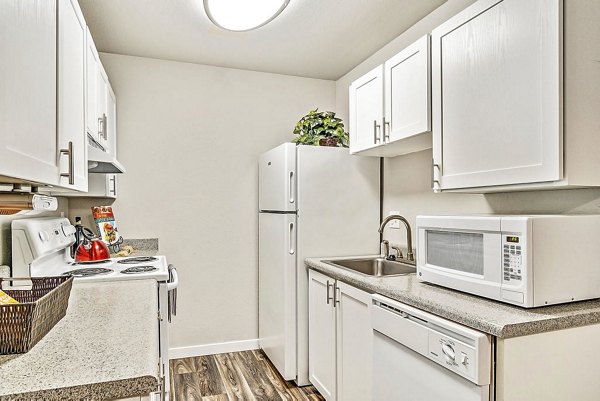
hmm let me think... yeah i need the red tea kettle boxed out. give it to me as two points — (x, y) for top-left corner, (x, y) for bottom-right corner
(74, 226), (111, 263)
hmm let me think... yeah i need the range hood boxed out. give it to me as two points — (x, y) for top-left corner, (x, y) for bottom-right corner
(87, 140), (126, 174)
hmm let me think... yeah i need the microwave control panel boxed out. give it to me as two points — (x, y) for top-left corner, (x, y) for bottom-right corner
(503, 235), (522, 282)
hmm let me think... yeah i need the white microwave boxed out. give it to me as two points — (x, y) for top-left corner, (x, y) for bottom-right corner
(416, 215), (600, 307)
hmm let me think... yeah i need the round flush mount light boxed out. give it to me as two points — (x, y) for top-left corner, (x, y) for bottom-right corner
(203, 0), (290, 32)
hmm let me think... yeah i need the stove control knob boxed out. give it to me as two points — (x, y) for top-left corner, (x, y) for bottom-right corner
(39, 231), (50, 242)
(461, 352), (469, 366)
(441, 343), (456, 362)
(62, 224), (76, 237)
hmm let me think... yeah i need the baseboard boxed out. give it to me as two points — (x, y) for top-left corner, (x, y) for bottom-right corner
(169, 339), (259, 360)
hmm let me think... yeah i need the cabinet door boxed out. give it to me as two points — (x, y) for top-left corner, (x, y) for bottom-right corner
(308, 270), (336, 400)
(384, 35), (431, 146)
(57, 0), (88, 191)
(106, 84), (117, 157)
(349, 66), (384, 154)
(85, 28), (99, 141)
(336, 282), (372, 401)
(0, 0), (59, 185)
(96, 63), (110, 150)
(432, 0), (561, 190)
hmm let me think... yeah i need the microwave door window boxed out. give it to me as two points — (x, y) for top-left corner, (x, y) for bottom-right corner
(426, 231), (484, 276)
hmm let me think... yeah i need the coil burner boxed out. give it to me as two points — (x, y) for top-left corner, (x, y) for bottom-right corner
(120, 266), (159, 274)
(117, 257), (158, 264)
(63, 268), (114, 277)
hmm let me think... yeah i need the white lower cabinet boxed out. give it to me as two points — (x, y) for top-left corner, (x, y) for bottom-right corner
(496, 323), (600, 401)
(308, 270), (372, 401)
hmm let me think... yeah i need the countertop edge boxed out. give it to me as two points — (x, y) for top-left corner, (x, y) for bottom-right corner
(306, 257), (600, 339)
(0, 375), (158, 401)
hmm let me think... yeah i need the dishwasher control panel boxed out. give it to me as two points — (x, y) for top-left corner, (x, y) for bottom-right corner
(428, 332), (477, 380)
(372, 294), (492, 386)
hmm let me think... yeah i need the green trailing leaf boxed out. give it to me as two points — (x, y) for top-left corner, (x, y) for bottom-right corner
(292, 109), (350, 148)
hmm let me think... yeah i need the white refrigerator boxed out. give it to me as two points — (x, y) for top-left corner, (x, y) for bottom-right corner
(258, 142), (380, 386)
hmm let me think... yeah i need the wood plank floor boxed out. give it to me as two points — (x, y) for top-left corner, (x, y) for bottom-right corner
(170, 350), (325, 401)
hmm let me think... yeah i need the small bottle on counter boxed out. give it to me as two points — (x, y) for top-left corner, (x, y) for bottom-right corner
(71, 216), (84, 259)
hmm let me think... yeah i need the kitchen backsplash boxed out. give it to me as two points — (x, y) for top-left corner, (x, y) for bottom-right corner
(382, 149), (600, 248)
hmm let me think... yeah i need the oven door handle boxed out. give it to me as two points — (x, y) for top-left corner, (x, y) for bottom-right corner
(167, 266), (178, 290)
(167, 265), (178, 322)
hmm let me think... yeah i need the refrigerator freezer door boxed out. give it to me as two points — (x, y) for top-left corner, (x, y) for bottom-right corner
(259, 143), (297, 212)
(259, 212), (297, 380)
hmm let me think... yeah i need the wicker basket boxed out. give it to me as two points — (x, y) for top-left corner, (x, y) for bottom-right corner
(0, 276), (73, 355)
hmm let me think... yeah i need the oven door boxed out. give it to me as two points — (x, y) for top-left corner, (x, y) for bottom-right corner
(416, 216), (502, 301)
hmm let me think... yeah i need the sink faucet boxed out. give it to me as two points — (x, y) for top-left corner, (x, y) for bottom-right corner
(378, 215), (414, 262)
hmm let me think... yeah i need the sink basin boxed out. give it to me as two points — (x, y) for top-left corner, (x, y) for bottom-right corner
(323, 257), (416, 277)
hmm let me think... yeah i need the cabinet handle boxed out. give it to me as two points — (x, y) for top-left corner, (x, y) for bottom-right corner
(373, 120), (381, 144)
(326, 280), (334, 305)
(288, 222), (295, 255)
(431, 159), (440, 190)
(98, 116), (103, 139)
(103, 113), (107, 140)
(98, 113), (107, 141)
(289, 171), (294, 204)
(334, 283), (341, 306)
(109, 176), (116, 196)
(383, 117), (390, 142)
(59, 142), (74, 185)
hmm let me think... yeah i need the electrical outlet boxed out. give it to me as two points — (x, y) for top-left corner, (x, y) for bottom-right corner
(389, 211), (400, 229)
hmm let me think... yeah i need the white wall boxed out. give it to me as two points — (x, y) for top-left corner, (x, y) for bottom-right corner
(336, 0), (600, 248)
(69, 53), (336, 350)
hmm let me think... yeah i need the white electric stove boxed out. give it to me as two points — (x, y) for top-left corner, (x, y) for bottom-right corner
(37, 255), (170, 283)
(10, 217), (178, 400)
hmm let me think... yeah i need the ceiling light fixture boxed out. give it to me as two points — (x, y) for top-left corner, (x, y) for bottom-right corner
(203, 0), (290, 32)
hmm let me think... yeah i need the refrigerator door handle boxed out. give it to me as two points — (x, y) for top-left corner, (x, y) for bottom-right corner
(289, 171), (295, 204)
(289, 222), (295, 255)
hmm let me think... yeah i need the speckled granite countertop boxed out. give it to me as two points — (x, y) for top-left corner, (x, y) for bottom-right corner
(0, 280), (160, 400)
(306, 257), (600, 339)
(112, 238), (159, 258)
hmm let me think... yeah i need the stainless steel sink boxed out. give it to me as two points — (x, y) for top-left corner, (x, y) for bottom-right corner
(323, 257), (416, 277)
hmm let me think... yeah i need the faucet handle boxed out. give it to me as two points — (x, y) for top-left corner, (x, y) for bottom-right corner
(381, 240), (390, 258)
(391, 246), (403, 260)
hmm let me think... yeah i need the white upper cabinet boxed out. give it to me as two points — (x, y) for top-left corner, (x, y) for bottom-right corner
(431, 0), (600, 192)
(0, 0), (59, 185)
(96, 63), (110, 151)
(349, 66), (384, 154)
(432, 0), (561, 191)
(349, 36), (432, 157)
(57, 0), (88, 191)
(85, 29), (100, 145)
(384, 35), (431, 149)
(106, 85), (118, 158)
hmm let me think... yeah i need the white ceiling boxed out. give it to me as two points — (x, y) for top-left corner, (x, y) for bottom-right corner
(78, 0), (446, 80)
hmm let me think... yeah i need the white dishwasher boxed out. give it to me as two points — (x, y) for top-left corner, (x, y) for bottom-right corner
(372, 294), (493, 401)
